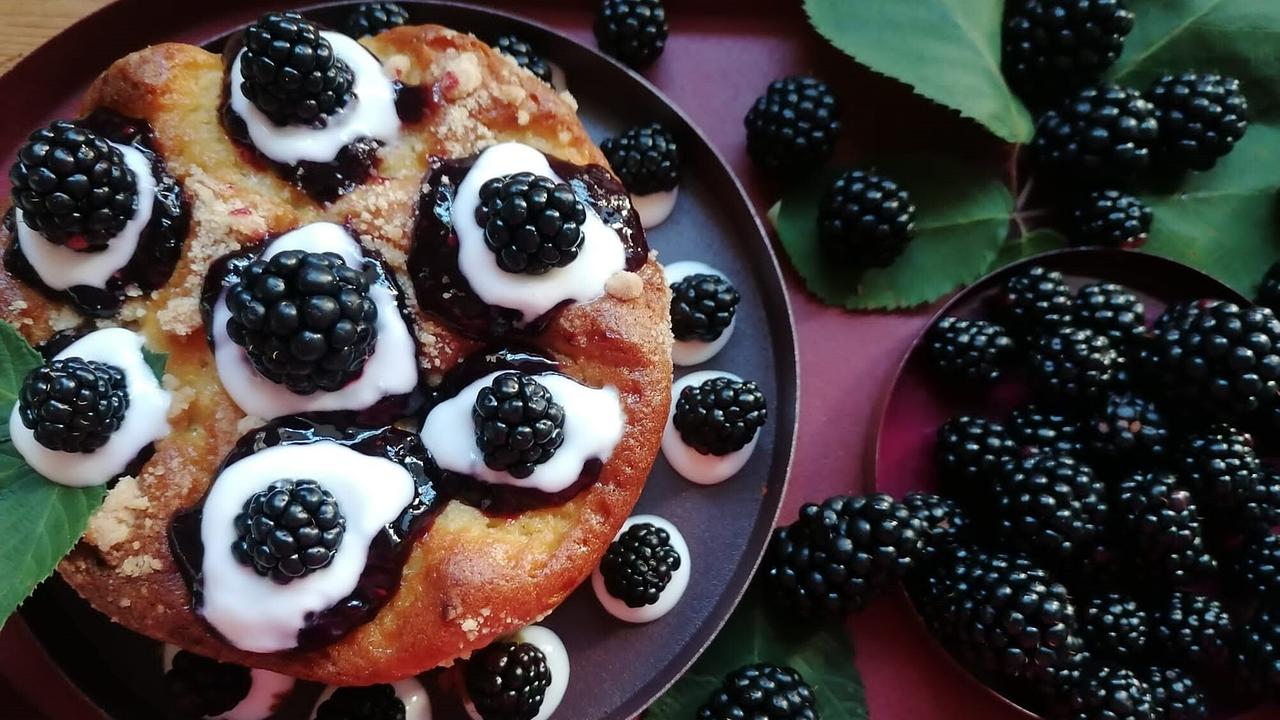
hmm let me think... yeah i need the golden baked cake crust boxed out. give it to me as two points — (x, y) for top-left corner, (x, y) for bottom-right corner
(1, 24), (672, 684)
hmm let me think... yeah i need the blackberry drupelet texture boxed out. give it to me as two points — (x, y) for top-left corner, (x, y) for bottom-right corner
(163, 650), (252, 719)
(1232, 534), (1280, 605)
(600, 123), (680, 195)
(10, 120), (138, 247)
(1028, 326), (1122, 405)
(1141, 666), (1207, 720)
(1236, 470), (1280, 539)
(1051, 666), (1156, 720)
(599, 522), (681, 608)
(926, 316), (1016, 383)
(1153, 592), (1234, 670)
(18, 357), (129, 454)
(1032, 84), (1160, 184)
(315, 684), (406, 720)
(475, 172), (587, 275)
(1069, 189), (1152, 248)
(744, 76), (840, 176)
(672, 376), (767, 456)
(936, 416), (1017, 506)
(493, 35), (553, 83)
(816, 169), (916, 271)
(994, 453), (1108, 561)
(239, 12), (355, 126)
(1177, 424), (1261, 510)
(1147, 72), (1249, 171)
(1081, 592), (1149, 663)
(1073, 282), (1145, 349)
(594, 0), (668, 69)
(1086, 393), (1172, 464)
(763, 494), (923, 620)
(466, 642), (551, 720)
(225, 249), (379, 395)
(696, 664), (818, 720)
(472, 372), (566, 479)
(998, 265), (1074, 339)
(902, 492), (971, 562)
(1236, 609), (1280, 701)
(1115, 471), (1216, 584)
(231, 478), (346, 584)
(1008, 403), (1085, 457)
(343, 3), (410, 38)
(670, 273), (740, 342)
(1002, 0), (1135, 101)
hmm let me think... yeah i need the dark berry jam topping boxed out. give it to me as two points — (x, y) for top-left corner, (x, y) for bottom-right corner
(409, 152), (648, 339)
(4, 109), (190, 318)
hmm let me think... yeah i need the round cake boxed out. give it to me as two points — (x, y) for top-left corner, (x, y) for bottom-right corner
(0, 18), (671, 685)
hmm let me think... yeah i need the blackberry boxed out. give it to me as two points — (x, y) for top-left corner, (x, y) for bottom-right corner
(744, 76), (841, 176)
(670, 273), (739, 342)
(902, 492), (970, 563)
(231, 478), (346, 584)
(998, 265), (1074, 339)
(1232, 534), (1280, 604)
(163, 650), (252, 719)
(1052, 666), (1156, 720)
(1115, 471), (1215, 584)
(672, 376), (767, 456)
(1235, 469), (1280, 538)
(18, 357), (129, 453)
(926, 316), (1016, 383)
(599, 522), (681, 608)
(1082, 593), (1149, 662)
(1147, 300), (1280, 421)
(1258, 261), (1280, 314)
(1001, 0), (1135, 102)
(1032, 84), (1160, 184)
(763, 494), (923, 620)
(1008, 403), (1084, 457)
(1177, 424), (1261, 510)
(600, 123), (679, 195)
(1029, 326), (1122, 405)
(239, 12), (355, 127)
(696, 664), (817, 720)
(225, 249), (379, 395)
(1236, 608), (1280, 701)
(816, 169), (916, 270)
(1074, 282), (1145, 349)
(465, 641), (552, 720)
(1141, 666), (1207, 720)
(475, 172), (586, 275)
(493, 35), (552, 83)
(1069, 189), (1153, 248)
(343, 3), (409, 38)
(472, 372), (565, 479)
(994, 453), (1108, 561)
(1153, 592), (1233, 670)
(935, 416), (1017, 506)
(593, 0), (667, 69)
(1086, 393), (1171, 464)
(1147, 72), (1249, 172)
(315, 684), (406, 720)
(9, 120), (138, 246)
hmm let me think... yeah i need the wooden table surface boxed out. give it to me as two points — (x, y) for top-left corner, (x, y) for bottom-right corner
(0, 0), (110, 73)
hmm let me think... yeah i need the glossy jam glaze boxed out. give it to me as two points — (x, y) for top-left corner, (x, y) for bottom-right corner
(169, 416), (443, 650)
(4, 109), (190, 318)
(408, 153), (648, 338)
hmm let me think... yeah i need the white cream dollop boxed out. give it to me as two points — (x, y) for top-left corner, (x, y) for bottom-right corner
(10, 328), (171, 488)
(591, 514), (691, 624)
(662, 370), (761, 485)
(14, 141), (156, 291)
(664, 260), (737, 367)
(210, 222), (418, 419)
(312, 679), (431, 720)
(452, 142), (627, 322)
(464, 625), (569, 720)
(199, 440), (415, 653)
(228, 31), (400, 165)
(631, 186), (678, 229)
(162, 644), (295, 720)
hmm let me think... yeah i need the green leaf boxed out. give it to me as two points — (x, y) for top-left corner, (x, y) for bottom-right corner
(991, 228), (1068, 269)
(646, 586), (867, 719)
(0, 323), (42, 408)
(804, 0), (1034, 143)
(142, 347), (168, 382)
(1111, 1), (1280, 119)
(1140, 123), (1280, 295)
(776, 157), (1014, 310)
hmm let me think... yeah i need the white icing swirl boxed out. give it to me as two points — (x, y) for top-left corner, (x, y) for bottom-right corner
(452, 142), (627, 322)
(199, 440), (415, 653)
(10, 328), (171, 488)
(664, 260), (736, 367)
(312, 679), (431, 720)
(464, 625), (569, 720)
(631, 186), (678, 229)
(162, 644), (295, 720)
(662, 370), (760, 485)
(228, 31), (400, 165)
(419, 370), (624, 494)
(14, 141), (156, 290)
(210, 222), (418, 419)
(591, 514), (691, 623)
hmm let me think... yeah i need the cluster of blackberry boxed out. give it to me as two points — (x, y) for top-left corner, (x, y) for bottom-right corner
(1001, 0), (1249, 250)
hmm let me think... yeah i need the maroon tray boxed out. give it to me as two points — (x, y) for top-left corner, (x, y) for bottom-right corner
(0, 2), (798, 719)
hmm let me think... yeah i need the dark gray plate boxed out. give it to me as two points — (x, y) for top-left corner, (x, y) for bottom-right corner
(10, 2), (798, 719)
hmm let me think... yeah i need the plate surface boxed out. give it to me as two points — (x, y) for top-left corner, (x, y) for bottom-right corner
(873, 248), (1255, 719)
(9, 2), (798, 719)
